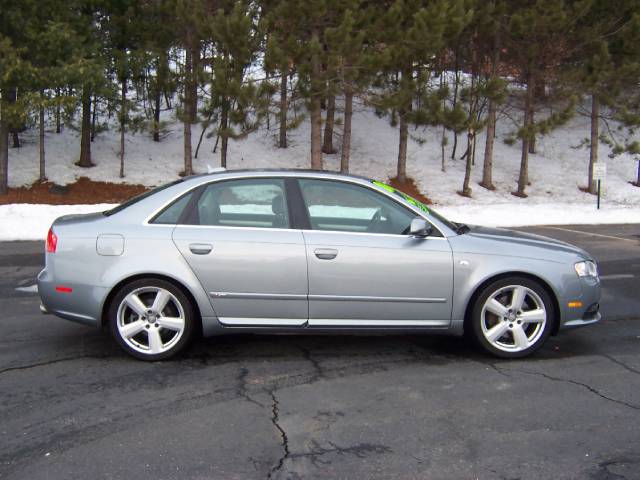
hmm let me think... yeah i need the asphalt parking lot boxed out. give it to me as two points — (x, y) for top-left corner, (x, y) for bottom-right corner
(1, 224), (639, 480)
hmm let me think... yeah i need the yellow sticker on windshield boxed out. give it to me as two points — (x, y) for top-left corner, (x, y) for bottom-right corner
(372, 180), (430, 214)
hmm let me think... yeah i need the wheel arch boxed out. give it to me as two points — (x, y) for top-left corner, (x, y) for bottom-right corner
(101, 273), (203, 333)
(462, 271), (561, 337)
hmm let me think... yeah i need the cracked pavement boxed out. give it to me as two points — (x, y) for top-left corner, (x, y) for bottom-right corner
(1, 224), (639, 479)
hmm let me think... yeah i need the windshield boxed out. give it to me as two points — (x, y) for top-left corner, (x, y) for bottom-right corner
(103, 179), (185, 216)
(371, 180), (460, 232)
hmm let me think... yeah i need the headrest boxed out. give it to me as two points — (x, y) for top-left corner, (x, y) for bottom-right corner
(272, 194), (285, 215)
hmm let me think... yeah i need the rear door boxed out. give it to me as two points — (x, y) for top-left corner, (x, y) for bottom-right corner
(297, 178), (454, 327)
(171, 177), (308, 326)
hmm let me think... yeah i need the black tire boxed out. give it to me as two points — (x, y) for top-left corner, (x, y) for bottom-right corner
(108, 278), (196, 361)
(470, 276), (555, 359)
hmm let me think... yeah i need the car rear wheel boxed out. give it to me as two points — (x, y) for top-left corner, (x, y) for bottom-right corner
(470, 276), (554, 358)
(108, 278), (196, 360)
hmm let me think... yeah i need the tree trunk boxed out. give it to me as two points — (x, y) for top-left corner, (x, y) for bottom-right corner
(0, 99), (8, 195)
(78, 86), (93, 167)
(514, 75), (534, 197)
(39, 92), (46, 182)
(310, 31), (323, 170)
(278, 66), (288, 148)
(451, 49), (461, 160)
(7, 88), (20, 148)
(153, 81), (161, 142)
(441, 127), (446, 172)
(90, 95), (97, 141)
(119, 78), (127, 178)
(528, 109), (536, 154)
(55, 88), (61, 134)
(397, 112), (408, 184)
(182, 44), (194, 176)
(322, 93), (336, 154)
(459, 131), (474, 197)
(481, 31), (499, 191)
(153, 50), (168, 143)
(310, 98), (323, 169)
(340, 87), (353, 173)
(480, 99), (496, 190)
(220, 104), (229, 168)
(588, 94), (599, 194)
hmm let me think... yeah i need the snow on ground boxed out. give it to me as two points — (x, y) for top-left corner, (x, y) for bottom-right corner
(0, 204), (114, 241)
(2, 97), (640, 240)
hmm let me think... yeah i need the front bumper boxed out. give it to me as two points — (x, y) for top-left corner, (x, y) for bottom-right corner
(559, 275), (601, 330)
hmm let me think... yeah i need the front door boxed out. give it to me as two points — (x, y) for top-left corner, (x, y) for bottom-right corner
(297, 178), (453, 327)
(172, 177), (308, 326)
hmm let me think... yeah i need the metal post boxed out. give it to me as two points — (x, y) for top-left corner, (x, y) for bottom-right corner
(597, 180), (601, 210)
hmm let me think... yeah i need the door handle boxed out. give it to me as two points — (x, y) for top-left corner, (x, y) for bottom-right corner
(189, 243), (213, 255)
(314, 248), (338, 260)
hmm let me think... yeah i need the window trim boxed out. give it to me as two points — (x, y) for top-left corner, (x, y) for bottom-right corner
(292, 177), (444, 238)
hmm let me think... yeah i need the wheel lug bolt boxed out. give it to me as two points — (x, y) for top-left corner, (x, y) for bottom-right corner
(145, 325), (150, 329)
(509, 323), (513, 328)
(517, 320), (522, 324)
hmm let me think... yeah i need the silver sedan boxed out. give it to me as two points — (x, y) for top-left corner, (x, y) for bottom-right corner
(38, 170), (601, 360)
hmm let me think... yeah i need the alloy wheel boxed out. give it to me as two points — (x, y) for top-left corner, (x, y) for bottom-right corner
(116, 286), (186, 355)
(480, 285), (547, 353)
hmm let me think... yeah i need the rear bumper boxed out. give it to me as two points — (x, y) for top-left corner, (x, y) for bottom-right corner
(37, 268), (107, 328)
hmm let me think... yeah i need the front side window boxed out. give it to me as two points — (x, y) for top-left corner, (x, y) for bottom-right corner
(195, 178), (290, 229)
(298, 179), (416, 235)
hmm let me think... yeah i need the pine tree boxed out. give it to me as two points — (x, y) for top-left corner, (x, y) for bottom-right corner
(371, 0), (469, 184)
(204, 1), (269, 168)
(506, 0), (590, 198)
(323, 0), (371, 172)
(174, 0), (208, 176)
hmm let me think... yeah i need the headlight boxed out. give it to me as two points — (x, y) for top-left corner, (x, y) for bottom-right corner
(574, 260), (598, 277)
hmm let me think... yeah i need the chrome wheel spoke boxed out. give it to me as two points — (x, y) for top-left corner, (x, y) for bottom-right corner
(519, 308), (546, 323)
(124, 293), (147, 317)
(485, 322), (510, 343)
(151, 290), (171, 315)
(120, 320), (145, 339)
(485, 298), (508, 318)
(512, 324), (530, 349)
(147, 327), (164, 354)
(510, 286), (526, 311)
(157, 316), (184, 331)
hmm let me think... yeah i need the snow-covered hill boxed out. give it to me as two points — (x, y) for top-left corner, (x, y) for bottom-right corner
(2, 98), (640, 240)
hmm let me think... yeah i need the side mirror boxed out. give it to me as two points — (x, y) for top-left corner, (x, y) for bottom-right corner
(409, 218), (432, 237)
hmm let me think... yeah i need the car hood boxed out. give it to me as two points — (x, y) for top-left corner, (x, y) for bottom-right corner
(457, 225), (591, 260)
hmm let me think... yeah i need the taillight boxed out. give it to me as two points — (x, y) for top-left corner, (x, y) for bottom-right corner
(46, 227), (58, 253)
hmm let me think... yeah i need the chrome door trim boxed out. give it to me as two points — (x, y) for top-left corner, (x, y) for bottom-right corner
(219, 317), (307, 326)
(307, 319), (450, 327)
(308, 294), (447, 303)
(210, 292), (307, 301)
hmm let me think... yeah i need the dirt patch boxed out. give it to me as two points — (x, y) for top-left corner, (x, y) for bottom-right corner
(0, 177), (149, 205)
(387, 176), (433, 205)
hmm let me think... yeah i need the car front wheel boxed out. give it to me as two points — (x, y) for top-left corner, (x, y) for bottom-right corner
(470, 277), (554, 358)
(108, 278), (196, 360)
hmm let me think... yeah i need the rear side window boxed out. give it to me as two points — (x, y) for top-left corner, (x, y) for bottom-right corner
(105, 179), (184, 217)
(194, 178), (290, 229)
(151, 191), (195, 224)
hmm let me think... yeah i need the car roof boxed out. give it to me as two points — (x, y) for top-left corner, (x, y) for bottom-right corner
(183, 168), (374, 183)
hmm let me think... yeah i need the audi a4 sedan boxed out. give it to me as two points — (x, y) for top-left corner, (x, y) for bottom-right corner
(38, 169), (601, 360)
